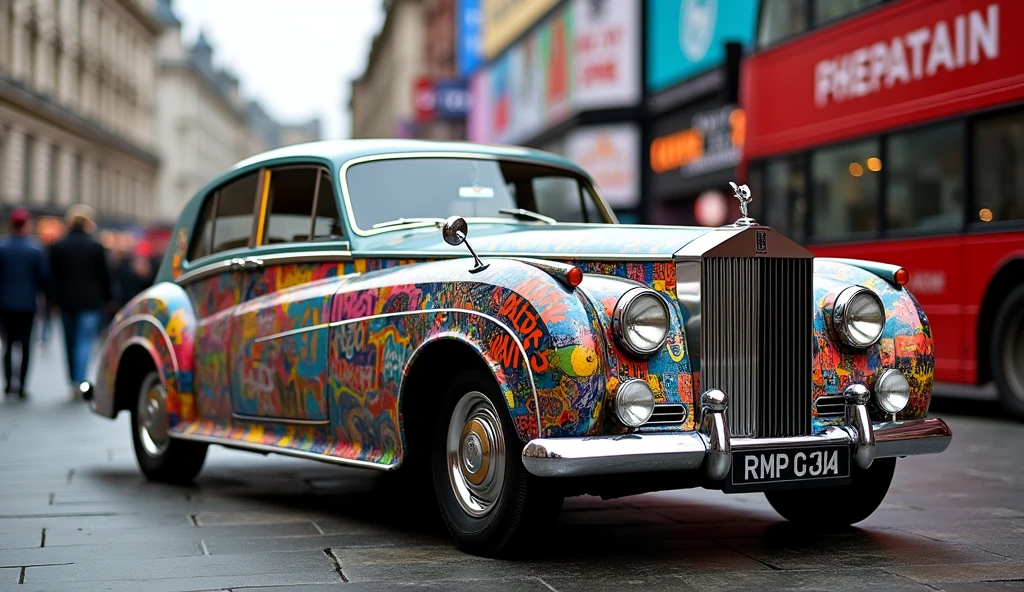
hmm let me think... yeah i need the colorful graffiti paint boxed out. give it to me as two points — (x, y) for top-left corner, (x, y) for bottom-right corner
(811, 260), (935, 431)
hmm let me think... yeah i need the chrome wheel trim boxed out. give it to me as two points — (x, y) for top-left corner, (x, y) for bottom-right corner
(137, 374), (170, 458)
(446, 390), (505, 518)
(1004, 308), (1024, 402)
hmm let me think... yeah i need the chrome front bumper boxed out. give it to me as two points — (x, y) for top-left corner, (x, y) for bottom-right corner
(521, 389), (952, 480)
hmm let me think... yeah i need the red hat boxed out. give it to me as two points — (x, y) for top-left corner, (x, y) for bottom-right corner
(9, 209), (30, 226)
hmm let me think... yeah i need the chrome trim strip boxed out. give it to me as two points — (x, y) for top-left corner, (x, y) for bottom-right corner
(521, 432), (709, 478)
(171, 431), (395, 471)
(177, 250), (354, 285)
(338, 152), (615, 237)
(231, 412), (330, 426)
(330, 307), (541, 434)
(363, 250), (673, 262)
(254, 323), (332, 344)
(175, 259), (237, 285)
(519, 418), (951, 478)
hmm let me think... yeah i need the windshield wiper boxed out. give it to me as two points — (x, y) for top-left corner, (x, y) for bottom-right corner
(498, 208), (556, 224)
(371, 217), (446, 229)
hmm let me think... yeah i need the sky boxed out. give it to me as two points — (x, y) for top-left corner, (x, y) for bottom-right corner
(172, 0), (386, 140)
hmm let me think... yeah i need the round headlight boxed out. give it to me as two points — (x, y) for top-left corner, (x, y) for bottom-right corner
(832, 286), (885, 348)
(612, 288), (670, 357)
(875, 368), (910, 414)
(614, 379), (655, 427)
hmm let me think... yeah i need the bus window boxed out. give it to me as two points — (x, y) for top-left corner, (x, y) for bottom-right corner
(758, 0), (808, 48)
(811, 139), (880, 239)
(812, 0), (882, 27)
(761, 156), (807, 240)
(975, 112), (1024, 224)
(886, 122), (965, 231)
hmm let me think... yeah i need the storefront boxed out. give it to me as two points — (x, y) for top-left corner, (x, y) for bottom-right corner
(643, 0), (759, 225)
(468, 0), (643, 218)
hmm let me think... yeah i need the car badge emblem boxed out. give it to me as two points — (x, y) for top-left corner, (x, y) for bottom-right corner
(756, 229), (767, 254)
(729, 182), (757, 227)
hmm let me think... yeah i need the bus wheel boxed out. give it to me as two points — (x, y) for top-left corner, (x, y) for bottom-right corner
(991, 285), (1024, 420)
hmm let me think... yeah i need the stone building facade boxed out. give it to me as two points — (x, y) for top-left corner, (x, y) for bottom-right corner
(0, 0), (161, 225)
(350, 0), (425, 139)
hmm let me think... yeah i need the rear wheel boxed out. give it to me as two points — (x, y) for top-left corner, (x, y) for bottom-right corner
(991, 285), (1024, 420)
(131, 371), (208, 484)
(431, 369), (562, 557)
(765, 457), (896, 527)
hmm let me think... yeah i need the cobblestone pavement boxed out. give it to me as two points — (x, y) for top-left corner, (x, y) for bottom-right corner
(1, 339), (1023, 591)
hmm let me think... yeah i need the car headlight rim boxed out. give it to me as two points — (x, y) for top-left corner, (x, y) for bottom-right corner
(875, 368), (911, 414)
(832, 285), (885, 349)
(612, 288), (670, 357)
(614, 379), (656, 427)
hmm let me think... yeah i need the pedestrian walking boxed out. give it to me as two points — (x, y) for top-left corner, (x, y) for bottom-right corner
(0, 209), (49, 398)
(49, 205), (113, 399)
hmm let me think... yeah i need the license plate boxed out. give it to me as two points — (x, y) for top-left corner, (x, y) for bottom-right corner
(728, 446), (850, 491)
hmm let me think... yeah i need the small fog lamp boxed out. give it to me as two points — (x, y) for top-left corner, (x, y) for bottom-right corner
(874, 369), (910, 414)
(614, 379), (655, 427)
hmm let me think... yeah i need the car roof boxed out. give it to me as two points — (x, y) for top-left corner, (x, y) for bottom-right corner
(228, 139), (588, 177)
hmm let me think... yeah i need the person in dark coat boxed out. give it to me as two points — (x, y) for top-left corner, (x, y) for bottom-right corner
(0, 209), (49, 398)
(48, 205), (112, 398)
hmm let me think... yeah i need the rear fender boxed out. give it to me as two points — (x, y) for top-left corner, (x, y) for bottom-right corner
(95, 282), (197, 427)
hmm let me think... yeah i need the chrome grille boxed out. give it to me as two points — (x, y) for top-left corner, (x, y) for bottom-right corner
(646, 404), (686, 426)
(701, 257), (812, 437)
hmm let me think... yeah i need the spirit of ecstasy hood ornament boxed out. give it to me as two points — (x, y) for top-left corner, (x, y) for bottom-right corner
(730, 182), (757, 227)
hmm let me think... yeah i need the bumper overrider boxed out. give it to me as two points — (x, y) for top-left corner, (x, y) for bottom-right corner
(521, 385), (952, 484)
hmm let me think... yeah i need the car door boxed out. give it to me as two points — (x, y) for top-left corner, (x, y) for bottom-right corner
(230, 165), (349, 423)
(179, 171), (262, 421)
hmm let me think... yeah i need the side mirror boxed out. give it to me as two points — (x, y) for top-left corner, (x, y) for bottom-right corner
(442, 216), (468, 246)
(441, 216), (488, 273)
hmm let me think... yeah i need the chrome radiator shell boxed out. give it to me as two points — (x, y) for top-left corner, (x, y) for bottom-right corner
(676, 227), (814, 438)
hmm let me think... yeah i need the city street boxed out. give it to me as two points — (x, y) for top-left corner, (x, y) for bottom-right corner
(0, 340), (1022, 592)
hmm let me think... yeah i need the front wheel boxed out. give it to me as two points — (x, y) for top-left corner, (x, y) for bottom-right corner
(765, 457), (896, 527)
(131, 371), (208, 484)
(991, 285), (1024, 420)
(431, 369), (562, 557)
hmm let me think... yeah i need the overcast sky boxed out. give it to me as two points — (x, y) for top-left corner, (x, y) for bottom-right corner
(173, 0), (385, 140)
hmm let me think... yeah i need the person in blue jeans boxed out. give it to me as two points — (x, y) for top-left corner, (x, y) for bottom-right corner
(0, 209), (49, 398)
(48, 206), (112, 399)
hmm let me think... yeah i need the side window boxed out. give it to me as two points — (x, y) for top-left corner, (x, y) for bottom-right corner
(811, 138), (880, 238)
(188, 194), (216, 260)
(312, 174), (343, 240)
(261, 167), (320, 245)
(212, 172), (260, 254)
(812, 0), (881, 26)
(974, 111), (1024, 224)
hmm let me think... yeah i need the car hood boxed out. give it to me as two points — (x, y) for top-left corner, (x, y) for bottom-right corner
(357, 223), (714, 261)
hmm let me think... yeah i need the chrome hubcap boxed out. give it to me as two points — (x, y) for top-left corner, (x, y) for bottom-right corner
(1006, 310), (1024, 402)
(137, 375), (169, 457)
(447, 391), (505, 517)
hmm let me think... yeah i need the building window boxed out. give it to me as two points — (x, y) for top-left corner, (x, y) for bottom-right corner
(975, 111), (1024, 224)
(22, 134), (34, 203)
(47, 143), (58, 204)
(760, 155), (808, 241)
(758, 0), (808, 48)
(886, 122), (964, 231)
(810, 138), (881, 238)
(812, 0), (882, 26)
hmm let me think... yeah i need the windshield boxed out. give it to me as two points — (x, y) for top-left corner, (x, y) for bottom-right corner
(345, 157), (609, 231)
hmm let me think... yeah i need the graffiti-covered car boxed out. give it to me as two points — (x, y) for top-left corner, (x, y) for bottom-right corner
(92, 140), (952, 556)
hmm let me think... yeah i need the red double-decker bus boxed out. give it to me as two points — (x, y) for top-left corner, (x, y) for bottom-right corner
(740, 0), (1024, 417)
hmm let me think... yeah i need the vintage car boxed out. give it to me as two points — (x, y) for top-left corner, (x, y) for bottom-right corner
(92, 140), (952, 556)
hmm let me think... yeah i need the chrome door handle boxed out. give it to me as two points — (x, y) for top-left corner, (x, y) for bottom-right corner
(228, 257), (247, 270)
(243, 257), (264, 270)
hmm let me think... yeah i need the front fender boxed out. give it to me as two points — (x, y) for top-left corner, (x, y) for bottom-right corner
(812, 260), (934, 426)
(326, 258), (609, 457)
(95, 282), (197, 426)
